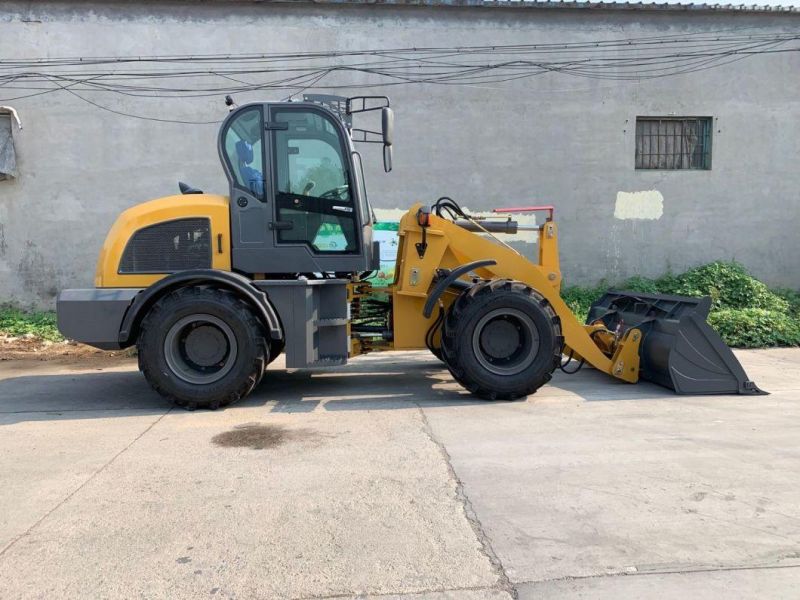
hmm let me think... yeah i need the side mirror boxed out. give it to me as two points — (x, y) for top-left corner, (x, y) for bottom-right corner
(382, 107), (394, 172)
(383, 145), (393, 173)
(381, 107), (394, 147)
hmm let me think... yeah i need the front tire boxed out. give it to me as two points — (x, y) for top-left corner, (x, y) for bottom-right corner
(441, 280), (562, 400)
(137, 287), (269, 410)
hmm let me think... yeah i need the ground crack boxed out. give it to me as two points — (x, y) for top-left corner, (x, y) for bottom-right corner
(416, 404), (518, 599)
(516, 561), (800, 587)
(0, 408), (172, 559)
(292, 583), (508, 599)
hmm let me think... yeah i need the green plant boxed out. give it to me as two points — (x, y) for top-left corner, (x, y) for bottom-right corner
(661, 262), (789, 312)
(0, 307), (63, 342)
(561, 284), (606, 322)
(560, 261), (800, 348)
(708, 308), (800, 348)
(773, 288), (800, 317)
(619, 275), (660, 294)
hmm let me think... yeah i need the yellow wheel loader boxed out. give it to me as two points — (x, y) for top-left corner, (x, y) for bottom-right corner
(57, 95), (764, 409)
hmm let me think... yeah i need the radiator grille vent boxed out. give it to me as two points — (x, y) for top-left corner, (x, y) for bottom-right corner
(119, 218), (211, 274)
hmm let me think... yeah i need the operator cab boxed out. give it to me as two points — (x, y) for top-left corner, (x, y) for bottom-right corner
(218, 95), (392, 276)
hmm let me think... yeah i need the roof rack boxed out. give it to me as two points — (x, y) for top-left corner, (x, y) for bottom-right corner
(303, 94), (352, 127)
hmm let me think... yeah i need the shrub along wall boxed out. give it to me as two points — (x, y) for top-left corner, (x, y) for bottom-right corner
(562, 262), (800, 348)
(1, 262), (798, 349)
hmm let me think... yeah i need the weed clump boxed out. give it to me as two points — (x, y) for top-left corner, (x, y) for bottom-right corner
(562, 261), (800, 348)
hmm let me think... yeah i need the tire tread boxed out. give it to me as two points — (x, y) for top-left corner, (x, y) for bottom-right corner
(441, 279), (562, 400)
(137, 287), (268, 410)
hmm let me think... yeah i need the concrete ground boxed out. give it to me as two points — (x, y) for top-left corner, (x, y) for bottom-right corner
(1, 348), (799, 599)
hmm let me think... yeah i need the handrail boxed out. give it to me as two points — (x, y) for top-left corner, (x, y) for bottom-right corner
(492, 205), (555, 221)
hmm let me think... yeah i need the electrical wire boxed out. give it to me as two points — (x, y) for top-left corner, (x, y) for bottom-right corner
(425, 306), (446, 359)
(1, 31), (797, 122)
(559, 350), (586, 374)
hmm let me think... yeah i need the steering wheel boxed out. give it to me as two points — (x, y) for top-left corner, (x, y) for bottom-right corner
(319, 185), (349, 200)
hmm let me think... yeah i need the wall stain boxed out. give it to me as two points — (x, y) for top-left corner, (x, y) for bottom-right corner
(614, 190), (664, 221)
(211, 423), (317, 450)
(18, 241), (60, 301)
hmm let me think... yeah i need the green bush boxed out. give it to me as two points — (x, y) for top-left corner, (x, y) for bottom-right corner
(708, 308), (800, 348)
(561, 284), (606, 322)
(561, 261), (800, 348)
(773, 288), (800, 317)
(660, 262), (789, 312)
(619, 275), (660, 294)
(0, 307), (63, 342)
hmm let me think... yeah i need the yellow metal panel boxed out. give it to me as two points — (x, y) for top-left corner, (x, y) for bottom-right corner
(538, 221), (562, 292)
(95, 194), (231, 288)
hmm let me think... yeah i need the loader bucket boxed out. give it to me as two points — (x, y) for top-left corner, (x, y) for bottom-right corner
(587, 291), (766, 395)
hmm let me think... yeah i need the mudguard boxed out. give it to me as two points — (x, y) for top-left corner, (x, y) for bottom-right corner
(118, 269), (283, 345)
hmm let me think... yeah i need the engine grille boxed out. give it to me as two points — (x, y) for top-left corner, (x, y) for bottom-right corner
(119, 218), (212, 274)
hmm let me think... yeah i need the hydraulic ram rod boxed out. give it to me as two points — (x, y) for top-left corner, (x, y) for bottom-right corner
(454, 219), (519, 234)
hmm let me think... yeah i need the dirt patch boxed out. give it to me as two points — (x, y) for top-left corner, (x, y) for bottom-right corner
(0, 335), (135, 362)
(212, 423), (316, 450)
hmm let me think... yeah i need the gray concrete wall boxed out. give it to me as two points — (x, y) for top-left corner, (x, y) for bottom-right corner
(1, 1), (798, 308)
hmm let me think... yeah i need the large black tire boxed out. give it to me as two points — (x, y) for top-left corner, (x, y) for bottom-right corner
(137, 287), (269, 410)
(441, 280), (563, 400)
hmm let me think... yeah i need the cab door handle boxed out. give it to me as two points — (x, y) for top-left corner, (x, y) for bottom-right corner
(269, 221), (294, 230)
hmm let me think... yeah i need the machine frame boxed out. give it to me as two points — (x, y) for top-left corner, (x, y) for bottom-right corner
(57, 94), (764, 409)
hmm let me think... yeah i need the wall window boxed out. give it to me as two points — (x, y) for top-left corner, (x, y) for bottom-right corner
(0, 114), (17, 181)
(635, 117), (712, 170)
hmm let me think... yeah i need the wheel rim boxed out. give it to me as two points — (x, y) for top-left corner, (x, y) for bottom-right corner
(471, 308), (540, 376)
(164, 314), (238, 385)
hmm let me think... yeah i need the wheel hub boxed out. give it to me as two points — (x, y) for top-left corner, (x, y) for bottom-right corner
(164, 314), (238, 385)
(472, 308), (540, 376)
(184, 325), (228, 366)
(479, 319), (521, 359)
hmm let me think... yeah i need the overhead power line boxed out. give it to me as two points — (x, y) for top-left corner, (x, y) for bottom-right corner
(1, 30), (797, 124)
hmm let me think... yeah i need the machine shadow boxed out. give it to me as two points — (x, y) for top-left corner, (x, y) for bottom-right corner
(0, 353), (675, 425)
(248, 353), (675, 412)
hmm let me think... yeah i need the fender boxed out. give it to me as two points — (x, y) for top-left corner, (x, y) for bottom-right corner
(118, 269), (283, 345)
(422, 259), (497, 318)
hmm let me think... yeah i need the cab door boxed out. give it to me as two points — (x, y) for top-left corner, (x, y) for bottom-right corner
(267, 104), (370, 274)
(219, 104), (270, 272)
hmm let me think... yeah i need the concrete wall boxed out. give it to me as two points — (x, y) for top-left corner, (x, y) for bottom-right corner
(1, 1), (798, 308)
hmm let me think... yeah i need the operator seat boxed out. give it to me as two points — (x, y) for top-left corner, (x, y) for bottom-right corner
(235, 140), (264, 197)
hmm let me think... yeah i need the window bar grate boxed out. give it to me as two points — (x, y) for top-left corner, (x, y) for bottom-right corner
(635, 117), (712, 170)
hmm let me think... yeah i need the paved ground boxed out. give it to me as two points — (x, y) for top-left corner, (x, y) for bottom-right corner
(1, 348), (799, 599)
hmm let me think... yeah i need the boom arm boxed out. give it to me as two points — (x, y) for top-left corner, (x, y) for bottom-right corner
(390, 204), (642, 383)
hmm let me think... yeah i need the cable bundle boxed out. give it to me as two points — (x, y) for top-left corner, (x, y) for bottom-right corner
(1, 29), (797, 123)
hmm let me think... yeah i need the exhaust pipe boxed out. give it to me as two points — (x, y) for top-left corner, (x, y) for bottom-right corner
(588, 290), (766, 395)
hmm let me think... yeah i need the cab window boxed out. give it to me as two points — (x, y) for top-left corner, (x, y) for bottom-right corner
(222, 106), (265, 199)
(272, 108), (357, 254)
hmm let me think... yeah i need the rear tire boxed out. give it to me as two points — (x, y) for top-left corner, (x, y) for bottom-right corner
(441, 280), (562, 400)
(266, 340), (285, 366)
(137, 287), (269, 410)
